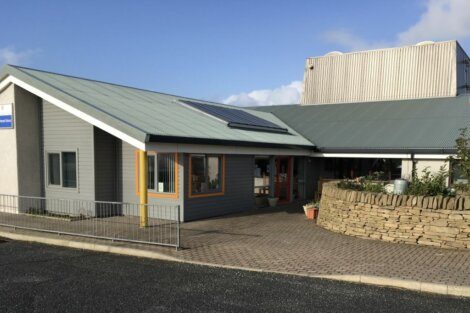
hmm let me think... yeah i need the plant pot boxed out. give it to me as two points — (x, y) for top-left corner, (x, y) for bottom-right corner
(303, 204), (314, 215)
(255, 196), (268, 207)
(268, 197), (279, 207)
(306, 207), (319, 221)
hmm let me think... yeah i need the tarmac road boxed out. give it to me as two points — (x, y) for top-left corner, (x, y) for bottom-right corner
(0, 238), (469, 313)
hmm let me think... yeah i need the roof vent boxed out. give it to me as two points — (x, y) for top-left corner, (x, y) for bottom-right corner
(324, 51), (343, 56)
(415, 41), (435, 46)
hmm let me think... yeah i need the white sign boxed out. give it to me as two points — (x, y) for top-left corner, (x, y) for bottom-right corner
(0, 103), (13, 129)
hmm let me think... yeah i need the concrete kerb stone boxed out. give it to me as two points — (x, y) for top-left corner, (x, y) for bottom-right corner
(1, 230), (470, 298)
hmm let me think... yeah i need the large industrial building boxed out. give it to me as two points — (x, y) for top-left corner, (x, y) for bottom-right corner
(0, 40), (468, 221)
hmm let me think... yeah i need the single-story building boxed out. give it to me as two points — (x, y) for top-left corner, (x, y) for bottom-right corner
(0, 65), (315, 222)
(0, 41), (468, 222)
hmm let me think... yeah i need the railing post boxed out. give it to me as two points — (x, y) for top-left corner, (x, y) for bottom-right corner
(139, 150), (149, 228)
(176, 205), (180, 250)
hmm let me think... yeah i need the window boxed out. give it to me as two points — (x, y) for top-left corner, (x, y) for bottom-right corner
(157, 154), (176, 193)
(148, 155), (155, 190)
(254, 156), (270, 196)
(146, 153), (176, 194)
(190, 154), (223, 195)
(47, 151), (77, 188)
(48, 153), (61, 185)
(62, 152), (77, 188)
(451, 161), (468, 185)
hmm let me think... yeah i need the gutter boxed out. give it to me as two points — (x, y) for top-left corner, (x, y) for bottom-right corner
(147, 134), (316, 150)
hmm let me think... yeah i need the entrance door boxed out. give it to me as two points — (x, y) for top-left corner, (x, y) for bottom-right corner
(274, 156), (291, 202)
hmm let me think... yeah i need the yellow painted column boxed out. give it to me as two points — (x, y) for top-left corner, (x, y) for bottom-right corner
(139, 150), (148, 228)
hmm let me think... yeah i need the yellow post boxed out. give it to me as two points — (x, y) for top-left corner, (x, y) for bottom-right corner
(139, 150), (148, 228)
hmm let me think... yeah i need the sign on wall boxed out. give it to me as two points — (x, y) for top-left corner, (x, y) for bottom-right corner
(0, 103), (13, 129)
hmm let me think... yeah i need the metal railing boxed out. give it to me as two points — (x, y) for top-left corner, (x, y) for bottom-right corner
(0, 194), (180, 249)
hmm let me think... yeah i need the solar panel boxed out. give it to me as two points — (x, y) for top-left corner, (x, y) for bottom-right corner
(180, 100), (289, 133)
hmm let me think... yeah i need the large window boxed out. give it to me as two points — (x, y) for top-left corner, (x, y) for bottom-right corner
(47, 151), (77, 188)
(450, 161), (468, 185)
(147, 153), (176, 194)
(254, 156), (270, 196)
(190, 154), (223, 195)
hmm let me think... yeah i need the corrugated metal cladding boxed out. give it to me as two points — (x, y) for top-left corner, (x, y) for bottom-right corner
(301, 40), (470, 105)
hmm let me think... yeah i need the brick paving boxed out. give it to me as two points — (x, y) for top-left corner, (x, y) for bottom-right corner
(163, 203), (470, 286)
(2, 203), (470, 287)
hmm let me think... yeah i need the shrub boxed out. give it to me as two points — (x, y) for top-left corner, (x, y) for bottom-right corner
(337, 177), (385, 193)
(448, 127), (470, 194)
(405, 166), (449, 196)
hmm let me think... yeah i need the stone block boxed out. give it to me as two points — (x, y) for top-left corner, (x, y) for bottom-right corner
(424, 225), (460, 235)
(422, 197), (429, 209)
(447, 198), (456, 210)
(430, 219), (448, 227)
(464, 197), (470, 210)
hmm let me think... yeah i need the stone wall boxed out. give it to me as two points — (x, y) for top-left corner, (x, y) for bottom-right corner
(318, 182), (470, 249)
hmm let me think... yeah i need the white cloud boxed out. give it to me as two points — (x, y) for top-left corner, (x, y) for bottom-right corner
(225, 0), (470, 107)
(223, 81), (303, 107)
(397, 0), (470, 45)
(322, 29), (389, 51)
(322, 0), (470, 52)
(0, 47), (39, 66)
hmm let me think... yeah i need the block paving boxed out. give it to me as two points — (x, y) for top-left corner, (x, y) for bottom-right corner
(163, 204), (470, 286)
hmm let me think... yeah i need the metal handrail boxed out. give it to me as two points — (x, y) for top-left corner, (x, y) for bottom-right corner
(0, 194), (180, 249)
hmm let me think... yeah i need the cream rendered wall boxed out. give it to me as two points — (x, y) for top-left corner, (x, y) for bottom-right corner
(401, 159), (449, 184)
(0, 85), (18, 201)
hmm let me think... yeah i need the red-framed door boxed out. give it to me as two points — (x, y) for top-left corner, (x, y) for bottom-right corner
(274, 156), (292, 203)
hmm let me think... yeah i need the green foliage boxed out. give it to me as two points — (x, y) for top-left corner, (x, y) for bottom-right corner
(405, 166), (449, 196)
(337, 177), (385, 193)
(363, 181), (386, 193)
(448, 127), (470, 193)
(364, 171), (387, 181)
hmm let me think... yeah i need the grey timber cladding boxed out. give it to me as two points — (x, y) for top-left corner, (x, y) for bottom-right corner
(42, 100), (95, 201)
(94, 127), (120, 202)
(184, 154), (254, 221)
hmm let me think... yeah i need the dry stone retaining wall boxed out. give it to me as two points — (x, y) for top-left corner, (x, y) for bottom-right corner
(318, 182), (470, 249)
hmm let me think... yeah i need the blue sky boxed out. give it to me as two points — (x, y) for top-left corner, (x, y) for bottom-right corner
(1, 0), (470, 106)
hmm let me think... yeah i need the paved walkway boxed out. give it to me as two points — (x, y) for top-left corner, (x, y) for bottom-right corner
(2, 203), (470, 290)
(166, 204), (470, 287)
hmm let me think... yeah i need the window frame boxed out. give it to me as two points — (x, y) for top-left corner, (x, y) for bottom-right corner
(135, 151), (179, 199)
(46, 150), (78, 190)
(189, 154), (225, 198)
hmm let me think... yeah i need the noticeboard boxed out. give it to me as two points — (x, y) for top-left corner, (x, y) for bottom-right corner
(0, 103), (13, 129)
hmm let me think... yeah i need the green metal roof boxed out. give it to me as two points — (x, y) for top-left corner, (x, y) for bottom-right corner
(255, 96), (470, 153)
(0, 65), (314, 149)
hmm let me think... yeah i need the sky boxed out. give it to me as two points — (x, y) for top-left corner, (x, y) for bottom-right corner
(1, 0), (470, 106)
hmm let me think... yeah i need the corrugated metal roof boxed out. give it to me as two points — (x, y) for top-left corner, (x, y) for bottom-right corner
(255, 96), (470, 152)
(0, 65), (314, 148)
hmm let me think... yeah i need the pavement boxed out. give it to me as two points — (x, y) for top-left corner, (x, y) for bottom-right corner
(1, 203), (470, 297)
(1, 239), (469, 313)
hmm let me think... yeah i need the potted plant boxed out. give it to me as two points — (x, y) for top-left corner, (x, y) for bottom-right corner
(303, 201), (319, 220)
(268, 197), (279, 207)
(255, 194), (268, 207)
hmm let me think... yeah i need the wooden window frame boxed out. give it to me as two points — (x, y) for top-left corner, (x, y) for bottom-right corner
(135, 150), (179, 199)
(188, 154), (225, 198)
